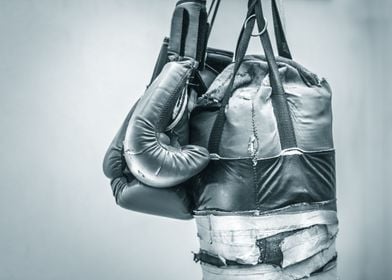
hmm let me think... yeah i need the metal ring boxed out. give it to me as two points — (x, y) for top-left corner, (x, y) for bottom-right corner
(243, 14), (268, 37)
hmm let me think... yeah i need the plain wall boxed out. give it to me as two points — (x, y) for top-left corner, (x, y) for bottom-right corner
(0, 0), (391, 279)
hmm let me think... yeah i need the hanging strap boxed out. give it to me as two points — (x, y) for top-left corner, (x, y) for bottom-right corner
(206, 0), (292, 59)
(254, 0), (296, 149)
(168, 0), (209, 67)
(208, 0), (259, 153)
(207, 0), (221, 40)
(271, 0), (292, 59)
(208, 0), (297, 154)
(167, 0), (291, 63)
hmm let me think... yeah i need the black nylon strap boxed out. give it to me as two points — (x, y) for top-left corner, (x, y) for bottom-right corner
(254, 0), (296, 149)
(206, 0), (291, 59)
(207, 0), (258, 153)
(207, 0), (221, 39)
(168, 0), (208, 64)
(271, 0), (292, 59)
(208, 0), (297, 154)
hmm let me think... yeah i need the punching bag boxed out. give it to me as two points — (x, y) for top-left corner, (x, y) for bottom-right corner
(189, 0), (338, 279)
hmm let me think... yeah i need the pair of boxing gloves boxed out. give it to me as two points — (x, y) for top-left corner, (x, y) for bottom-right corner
(102, 57), (211, 219)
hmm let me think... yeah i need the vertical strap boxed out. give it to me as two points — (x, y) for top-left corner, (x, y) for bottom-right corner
(208, 0), (258, 154)
(253, 0), (296, 149)
(168, 7), (187, 57)
(168, 0), (208, 66)
(207, 0), (221, 40)
(208, 0), (297, 154)
(271, 0), (292, 59)
(206, 0), (292, 59)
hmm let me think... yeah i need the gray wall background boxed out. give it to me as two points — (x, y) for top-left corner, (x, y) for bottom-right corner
(0, 0), (391, 279)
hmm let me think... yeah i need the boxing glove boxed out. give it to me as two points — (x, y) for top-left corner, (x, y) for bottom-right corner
(123, 58), (210, 188)
(103, 102), (194, 220)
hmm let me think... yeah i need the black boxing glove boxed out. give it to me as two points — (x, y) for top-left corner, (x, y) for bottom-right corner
(103, 102), (194, 220)
(123, 58), (210, 188)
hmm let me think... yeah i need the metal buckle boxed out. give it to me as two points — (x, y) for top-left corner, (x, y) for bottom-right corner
(244, 14), (268, 37)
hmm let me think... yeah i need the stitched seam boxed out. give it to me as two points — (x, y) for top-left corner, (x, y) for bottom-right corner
(155, 66), (192, 149)
(156, 66), (192, 131)
(250, 100), (259, 209)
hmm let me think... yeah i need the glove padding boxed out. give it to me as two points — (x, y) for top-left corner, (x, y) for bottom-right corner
(111, 177), (193, 219)
(123, 58), (210, 188)
(103, 102), (193, 220)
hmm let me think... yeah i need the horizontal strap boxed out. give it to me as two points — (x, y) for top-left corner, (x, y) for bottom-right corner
(193, 250), (241, 267)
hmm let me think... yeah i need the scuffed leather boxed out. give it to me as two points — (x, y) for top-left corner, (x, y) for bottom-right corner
(191, 56), (333, 158)
(123, 59), (210, 188)
(102, 101), (193, 220)
(192, 151), (335, 212)
(103, 102), (138, 180)
(111, 177), (193, 220)
(190, 55), (336, 212)
(102, 50), (230, 219)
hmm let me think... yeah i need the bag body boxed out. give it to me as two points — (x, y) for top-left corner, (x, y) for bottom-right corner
(189, 56), (338, 278)
(188, 0), (338, 278)
(190, 55), (336, 212)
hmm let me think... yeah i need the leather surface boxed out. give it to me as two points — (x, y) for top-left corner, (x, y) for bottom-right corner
(191, 56), (334, 158)
(123, 59), (210, 188)
(102, 101), (193, 220)
(111, 177), (194, 220)
(102, 49), (230, 220)
(192, 151), (335, 212)
(190, 55), (336, 212)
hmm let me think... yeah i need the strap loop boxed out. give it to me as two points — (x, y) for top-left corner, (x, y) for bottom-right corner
(271, 0), (292, 58)
(168, 1), (209, 68)
(244, 14), (268, 37)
